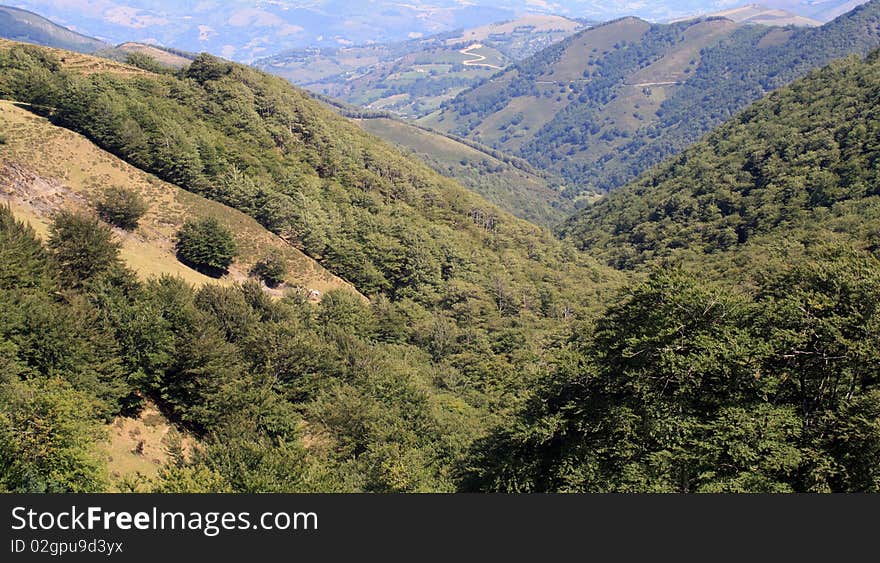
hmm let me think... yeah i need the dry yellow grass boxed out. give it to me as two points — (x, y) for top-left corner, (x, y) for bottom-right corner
(0, 100), (359, 296)
(0, 38), (151, 78)
(114, 42), (192, 68)
(102, 401), (195, 491)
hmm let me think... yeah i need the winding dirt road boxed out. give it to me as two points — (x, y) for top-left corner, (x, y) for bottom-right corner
(460, 44), (503, 70)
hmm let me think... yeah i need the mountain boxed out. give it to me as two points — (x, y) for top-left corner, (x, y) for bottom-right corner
(466, 48), (880, 494)
(561, 49), (880, 271)
(0, 5), (108, 53)
(257, 15), (586, 119)
(6, 1), (869, 63)
(763, 0), (871, 21)
(422, 1), (880, 200)
(0, 38), (621, 493)
(4, 0), (524, 62)
(356, 117), (572, 226)
(675, 4), (822, 25)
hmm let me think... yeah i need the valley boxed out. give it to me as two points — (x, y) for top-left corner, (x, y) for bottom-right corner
(0, 1), (879, 495)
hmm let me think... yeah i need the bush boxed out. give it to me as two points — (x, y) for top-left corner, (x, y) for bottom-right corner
(96, 186), (148, 231)
(0, 133), (7, 144)
(251, 249), (287, 287)
(124, 52), (169, 74)
(175, 217), (238, 277)
(48, 210), (123, 288)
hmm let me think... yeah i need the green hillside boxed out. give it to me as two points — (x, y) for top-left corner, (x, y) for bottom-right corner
(425, 2), (880, 199)
(0, 5), (107, 53)
(357, 117), (571, 227)
(465, 50), (880, 493)
(0, 40), (622, 493)
(561, 51), (880, 271)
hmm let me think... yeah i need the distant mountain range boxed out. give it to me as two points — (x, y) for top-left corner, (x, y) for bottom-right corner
(674, 4), (822, 25)
(256, 15), (587, 119)
(1, 1), (871, 62)
(419, 1), (880, 200)
(0, 5), (108, 53)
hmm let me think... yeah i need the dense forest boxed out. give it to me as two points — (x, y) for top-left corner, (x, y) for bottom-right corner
(562, 52), (880, 271)
(472, 51), (880, 492)
(2, 32), (880, 492)
(0, 42), (618, 492)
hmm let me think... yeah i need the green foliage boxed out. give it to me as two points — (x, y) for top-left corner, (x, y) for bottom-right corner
(465, 260), (880, 492)
(563, 52), (880, 269)
(175, 218), (238, 277)
(152, 464), (232, 493)
(96, 185), (148, 231)
(5, 35), (880, 494)
(251, 249), (287, 287)
(124, 52), (168, 74)
(48, 210), (123, 288)
(0, 204), (52, 291)
(0, 376), (108, 492)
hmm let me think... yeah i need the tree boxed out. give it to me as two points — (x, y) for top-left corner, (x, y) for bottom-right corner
(124, 52), (168, 74)
(48, 210), (123, 288)
(251, 249), (287, 288)
(0, 376), (108, 492)
(0, 204), (52, 291)
(96, 186), (148, 231)
(175, 218), (238, 277)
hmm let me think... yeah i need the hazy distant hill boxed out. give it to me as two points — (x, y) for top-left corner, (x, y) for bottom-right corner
(257, 15), (586, 119)
(7, 0), (865, 64)
(0, 5), (108, 53)
(675, 4), (822, 26)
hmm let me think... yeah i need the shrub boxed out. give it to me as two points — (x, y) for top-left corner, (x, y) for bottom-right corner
(175, 217), (238, 277)
(251, 249), (287, 287)
(124, 52), (168, 74)
(96, 186), (148, 231)
(48, 210), (122, 288)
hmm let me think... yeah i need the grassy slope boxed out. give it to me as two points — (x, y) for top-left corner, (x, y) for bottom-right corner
(357, 117), (571, 227)
(423, 16), (734, 166)
(0, 100), (356, 295)
(420, 17), (653, 148)
(0, 38), (148, 77)
(97, 43), (195, 69)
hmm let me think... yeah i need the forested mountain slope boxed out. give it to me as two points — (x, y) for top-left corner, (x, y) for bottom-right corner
(562, 51), (880, 270)
(424, 1), (880, 199)
(0, 40), (622, 493)
(464, 50), (880, 493)
(357, 117), (571, 227)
